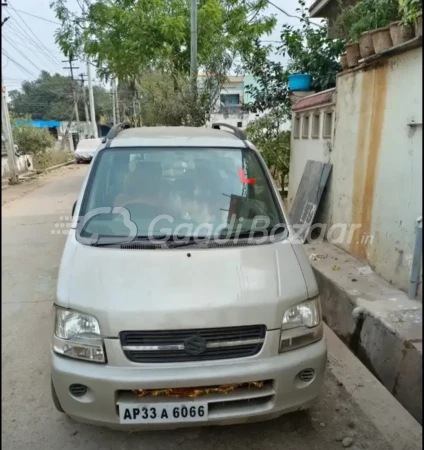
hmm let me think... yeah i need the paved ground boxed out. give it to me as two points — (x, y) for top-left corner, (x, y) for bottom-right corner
(1, 165), (420, 450)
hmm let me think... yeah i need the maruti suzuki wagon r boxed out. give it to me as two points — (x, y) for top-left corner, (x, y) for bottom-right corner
(51, 123), (326, 430)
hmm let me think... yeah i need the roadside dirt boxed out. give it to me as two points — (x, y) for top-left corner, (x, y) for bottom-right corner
(1, 163), (87, 207)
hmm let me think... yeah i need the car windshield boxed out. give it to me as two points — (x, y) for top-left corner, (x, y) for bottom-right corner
(77, 147), (285, 244)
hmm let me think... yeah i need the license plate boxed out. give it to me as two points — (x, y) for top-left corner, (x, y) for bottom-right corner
(119, 402), (208, 424)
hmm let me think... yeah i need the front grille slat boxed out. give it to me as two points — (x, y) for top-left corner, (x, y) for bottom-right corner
(120, 325), (266, 363)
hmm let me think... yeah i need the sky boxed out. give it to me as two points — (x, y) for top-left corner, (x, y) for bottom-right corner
(1, 0), (318, 92)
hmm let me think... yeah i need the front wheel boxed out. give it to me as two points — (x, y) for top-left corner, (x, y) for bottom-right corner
(51, 378), (64, 413)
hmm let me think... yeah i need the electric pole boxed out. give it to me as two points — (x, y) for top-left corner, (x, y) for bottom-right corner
(2, 80), (19, 184)
(2, 2), (18, 184)
(190, 0), (198, 98)
(63, 57), (80, 140)
(86, 61), (98, 138)
(79, 73), (90, 137)
(1, 1), (9, 26)
(111, 79), (117, 126)
(112, 78), (120, 124)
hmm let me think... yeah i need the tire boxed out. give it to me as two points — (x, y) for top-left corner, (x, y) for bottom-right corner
(51, 378), (64, 413)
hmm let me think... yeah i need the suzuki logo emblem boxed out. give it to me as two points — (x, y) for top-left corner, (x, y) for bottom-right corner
(183, 335), (207, 356)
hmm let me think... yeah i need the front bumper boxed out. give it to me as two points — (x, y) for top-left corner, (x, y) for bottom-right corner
(74, 153), (93, 162)
(51, 333), (327, 430)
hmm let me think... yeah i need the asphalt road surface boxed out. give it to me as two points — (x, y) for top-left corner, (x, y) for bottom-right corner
(1, 164), (417, 450)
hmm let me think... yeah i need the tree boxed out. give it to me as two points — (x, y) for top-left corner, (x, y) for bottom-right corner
(50, 0), (277, 82)
(245, 111), (291, 188)
(243, 0), (344, 119)
(8, 71), (113, 123)
(242, 0), (344, 187)
(130, 67), (226, 127)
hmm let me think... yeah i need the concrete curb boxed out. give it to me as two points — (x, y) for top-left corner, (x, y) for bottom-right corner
(325, 324), (422, 450)
(1, 161), (75, 190)
(306, 242), (422, 424)
(37, 160), (75, 174)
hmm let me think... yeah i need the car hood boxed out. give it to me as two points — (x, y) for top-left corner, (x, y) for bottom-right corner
(57, 236), (313, 336)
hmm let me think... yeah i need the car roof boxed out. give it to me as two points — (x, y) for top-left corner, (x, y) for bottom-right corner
(108, 126), (245, 149)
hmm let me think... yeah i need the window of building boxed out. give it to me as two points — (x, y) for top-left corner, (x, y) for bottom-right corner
(237, 121), (242, 128)
(294, 116), (301, 139)
(302, 114), (310, 139)
(220, 94), (240, 106)
(323, 111), (333, 139)
(311, 113), (320, 139)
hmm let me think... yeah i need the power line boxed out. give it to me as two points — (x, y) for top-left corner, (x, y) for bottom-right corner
(2, 35), (44, 73)
(2, 50), (35, 77)
(7, 1), (63, 69)
(3, 29), (63, 56)
(8, 8), (61, 25)
(266, 0), (324, 28)
(5, 18), (63, 74)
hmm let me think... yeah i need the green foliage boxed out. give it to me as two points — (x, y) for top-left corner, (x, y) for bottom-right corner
(280, 22), (345, 93)
(12, 124), (55, 157)
(243, 0), (344, 119)
(333, 0), (400, 42)
(50, 0), (277, 81)
(399, 0), (422, 25)
(243, 0), (344, 187)
(133, 69), (224, 127)
(33, 149), (73, 171)
(8, 71), (112, 122)
(245, 110), (291, 188)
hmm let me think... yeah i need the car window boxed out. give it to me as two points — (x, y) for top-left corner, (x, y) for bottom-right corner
(77, 147), (285, 244)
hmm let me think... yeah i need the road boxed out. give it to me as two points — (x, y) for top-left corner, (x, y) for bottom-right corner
(1, 165), (419, 450)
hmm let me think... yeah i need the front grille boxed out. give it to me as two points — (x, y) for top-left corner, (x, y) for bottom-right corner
(120, 325), (266, 363)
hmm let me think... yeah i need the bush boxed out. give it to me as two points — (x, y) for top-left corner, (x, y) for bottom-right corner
(334, 0), (400, 42)
(399, 0), (422, 25)
(33, 150), (73, 171)
(12, 125), (55, 157)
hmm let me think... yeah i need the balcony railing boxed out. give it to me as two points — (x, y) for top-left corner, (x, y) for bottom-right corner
(214, 105), (243, 116)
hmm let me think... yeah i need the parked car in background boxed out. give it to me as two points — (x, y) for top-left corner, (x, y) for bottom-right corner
(74, 137), (103, 163)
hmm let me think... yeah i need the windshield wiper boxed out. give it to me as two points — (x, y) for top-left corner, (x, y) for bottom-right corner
(219, 226), (286, 240)
(166, 236), (210, 248)
(89, 241), (126, 247)
(89, 235), (169, 247)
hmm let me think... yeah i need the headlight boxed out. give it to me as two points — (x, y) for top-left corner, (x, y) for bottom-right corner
(52, 307), (106, 363)
(282, 298), (320, 330)
(279, 297), (322, 353)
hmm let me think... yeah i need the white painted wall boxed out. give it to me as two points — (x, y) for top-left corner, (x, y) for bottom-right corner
(287, 44), (422, 292)
(331, 47), (422, 292)
(2, 154), (34, 178)
(287, 106), (335, 207)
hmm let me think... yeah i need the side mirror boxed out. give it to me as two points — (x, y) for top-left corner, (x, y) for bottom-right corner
(101, 137), (106, 144)
(72, 200), (77, 217)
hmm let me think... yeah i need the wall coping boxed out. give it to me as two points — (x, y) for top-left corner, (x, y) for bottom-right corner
(292, 87), (336, 112)
(338, 36), (422, 78)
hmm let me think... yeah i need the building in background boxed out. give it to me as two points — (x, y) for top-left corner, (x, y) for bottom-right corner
(199, 74), (290, 130)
